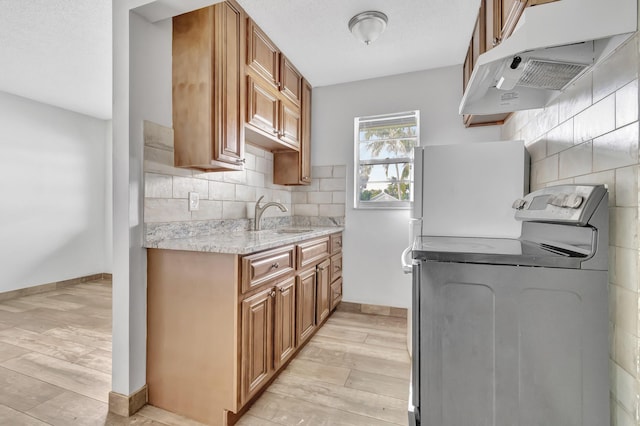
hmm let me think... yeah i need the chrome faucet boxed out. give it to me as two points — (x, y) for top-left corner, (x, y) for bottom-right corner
(254, 196), (288, 231)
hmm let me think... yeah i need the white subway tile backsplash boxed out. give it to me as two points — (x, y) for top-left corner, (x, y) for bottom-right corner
(223, 170), (247, 185)
(574, 94), (615, 144)
(319, 204), (346, 217)
(612, 207), (639, 250)
(616, 166), (638, 207)
(593, 123), (639, 172)
(532, 155), (559, 185)
(332, 165), (347, 178)
(255, 156), (268, 174)
(246, 170), (265, 188)
(307, 191), (332, 204)
(245, 144), (265, 157)
(144, 198), (191, 223)
(172, 176), (208, 199)
(614, 400), (635, 426)
(525, 137), (547, 162)
(593, 36), (639, 103)
(222, 201), (247, 219)
(145, 173), (172, 198)
(143, 120), (174, 151)
(191, 200), (223, 221)
(244, 152), (257, 171)
(294, 204), (319, 216)
(613, 362), (639, 417)
(144, 146), (192, 177)
(615, 247), (639, 293)
(557, 72), (593, 123)
(546, 118), (574, 156)
(209, 181), (235, 201)
(319, 178), (346, 192)
(291, 192), (307, 204)
(559, 142), (592, 179)
(235, 185), (256, 202)
(312, 166), (333, 179)
(332, 191), (346, 204)
(615, 284), (638, 335)
(614, 327), (638, 384)
(616, 79), (639, 129)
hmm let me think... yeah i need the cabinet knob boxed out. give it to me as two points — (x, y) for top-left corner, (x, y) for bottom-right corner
(271, 262), (280, 269)
(317, 266), (326, 272)
(492, 37), (501, 47)
(279, 287), (286, 293)
(303, 176), (310, 180)
(335, 265), (342, 271)
(272, 129), (278, 134)
(270, 290), (276, 298)
(235, 158), (246, 164)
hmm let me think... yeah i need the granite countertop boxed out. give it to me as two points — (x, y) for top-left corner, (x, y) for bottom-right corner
(144, 226), (343, 255)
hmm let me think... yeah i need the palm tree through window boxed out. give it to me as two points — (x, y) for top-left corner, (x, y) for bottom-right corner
(354, 110), (419, 209)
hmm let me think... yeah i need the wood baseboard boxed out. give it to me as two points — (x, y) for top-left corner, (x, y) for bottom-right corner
(109, 385), (148, 417)
(0, 273), (112, 302)
(337, 301), (407, 318)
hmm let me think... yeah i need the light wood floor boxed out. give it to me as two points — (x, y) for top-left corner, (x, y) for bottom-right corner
(0, 278), (410, 425)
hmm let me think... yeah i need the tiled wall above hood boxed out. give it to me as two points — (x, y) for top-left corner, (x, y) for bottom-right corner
(459, 0), (637, 116)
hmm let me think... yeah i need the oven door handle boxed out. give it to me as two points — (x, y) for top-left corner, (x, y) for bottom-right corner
(402, 246), (413, 274)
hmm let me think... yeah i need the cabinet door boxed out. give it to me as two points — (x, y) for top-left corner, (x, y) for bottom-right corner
(247, 76), (279, 137)
(297, 267), (317, 345)
(280, 56), (302, 106)
(274, 277), (297, 369)
(316, 259), (331, 324)
(279, 101), (301, 149)
(240, 287), (274, 405)
(299, 79), (312, 183)
(213, 0), (245, 167)
(500, 0), (526, 40)
(247, 19), (279, 89)
(330, 253), (343, 283)
(172, 2), (245, 171)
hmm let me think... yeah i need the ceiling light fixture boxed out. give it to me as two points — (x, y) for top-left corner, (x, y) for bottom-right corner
(348, 11), (388, 46)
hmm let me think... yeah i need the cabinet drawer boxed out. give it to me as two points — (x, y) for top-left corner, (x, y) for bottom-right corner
(330, 253), (342, 283)
(297, 237), (330, 269)
(330, 277), (343, 310)
(241, 246), (295, 293)
(330, 233), (342, 254)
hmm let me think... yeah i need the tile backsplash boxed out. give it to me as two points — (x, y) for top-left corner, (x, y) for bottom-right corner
(142, 120), (345, 241)
(501, 34), (640, 426)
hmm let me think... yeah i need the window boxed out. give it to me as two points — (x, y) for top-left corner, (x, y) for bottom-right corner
(354, 110), (419, 209)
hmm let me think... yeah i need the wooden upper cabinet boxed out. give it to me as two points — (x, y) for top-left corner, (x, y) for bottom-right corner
(273, 78), (311, 185)
(499, 0), (526, 42)
(279, 101), (301, 148)
(247, 75), (279, 138)
(280, 56), (303, 106)
(247, 19), (280, 89)
(172, 0), (246, 171)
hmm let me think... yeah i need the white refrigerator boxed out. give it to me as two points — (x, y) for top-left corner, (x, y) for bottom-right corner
(403, 140), (530, 271)
(404, 140), (529, 425)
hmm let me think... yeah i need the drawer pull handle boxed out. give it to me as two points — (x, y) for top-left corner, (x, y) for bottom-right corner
(317, 266), (326, 271)
(271, 262), (280, 269)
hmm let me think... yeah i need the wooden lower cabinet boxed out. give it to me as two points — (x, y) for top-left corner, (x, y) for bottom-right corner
(274, 277), (297, 369)
(146, 232), (343, 426)
(240, 286), (274, 405)
(296, 267), (317, 345)
(316, 258), (331, 324)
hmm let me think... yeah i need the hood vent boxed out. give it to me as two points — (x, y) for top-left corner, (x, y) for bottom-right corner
(459, 0), (637, 116)
(517, 59), (589, 91)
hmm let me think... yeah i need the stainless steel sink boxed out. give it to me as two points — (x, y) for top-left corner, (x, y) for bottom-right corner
(275, 228), (313, 234)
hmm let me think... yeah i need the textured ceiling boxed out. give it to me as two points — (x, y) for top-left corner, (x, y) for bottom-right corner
(0, 0), (480, 119)
(236, 0), (482, 87)
(0, 0), (112, 119)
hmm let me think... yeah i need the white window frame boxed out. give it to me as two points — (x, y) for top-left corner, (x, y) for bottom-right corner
(354, 110), (420, 210)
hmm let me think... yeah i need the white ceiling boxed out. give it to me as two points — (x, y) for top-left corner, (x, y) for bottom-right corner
(0, 0), (480, 120)
(0, 0), (112, 119)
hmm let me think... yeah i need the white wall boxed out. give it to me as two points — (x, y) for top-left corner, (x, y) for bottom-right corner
(313, 68), (501, 308)
(0, 91), (110, 292)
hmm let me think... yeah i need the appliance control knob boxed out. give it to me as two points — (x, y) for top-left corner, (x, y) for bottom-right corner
(548, 194), (567, 207)
(512, 198), (526, 210)
(564, 194), (584, 209)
